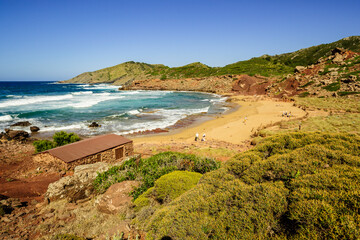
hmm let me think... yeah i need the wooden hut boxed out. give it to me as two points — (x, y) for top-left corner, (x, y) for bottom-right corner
(33, 134), (133, 170)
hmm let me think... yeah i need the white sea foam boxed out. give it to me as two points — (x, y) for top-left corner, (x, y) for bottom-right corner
(72, 91), (93, 95)
(119, 91), (143, 95)
(127, 110), (141, 115)
(0, 94), (74, 108)
(209, 97), (228, 103)
(112, 106), (210, 134)
(68, 93), (124, 108)
(0, 115), (13, 121)
(6, 95), (21, 98)
(41, 124), (84, 132)
(80, 84), (120, 90)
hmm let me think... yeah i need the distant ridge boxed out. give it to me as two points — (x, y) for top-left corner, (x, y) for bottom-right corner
(60, 36), (360, 85)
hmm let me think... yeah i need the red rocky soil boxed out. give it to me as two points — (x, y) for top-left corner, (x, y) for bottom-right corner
(0, 140), (61, 202)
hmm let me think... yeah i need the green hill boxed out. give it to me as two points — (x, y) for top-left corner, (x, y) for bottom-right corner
(61, 36), (360, 84)
(60, 61), (166, 85)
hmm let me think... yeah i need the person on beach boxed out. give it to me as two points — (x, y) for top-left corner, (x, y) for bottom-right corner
(201, 133), (206, 141)
(195, 133), (199, 141)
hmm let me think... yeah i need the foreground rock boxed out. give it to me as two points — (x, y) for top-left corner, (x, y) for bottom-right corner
(10, 121), (31, 127)
(1, 129), (30, 141)
(96, 181), (140, 214)
(45, 162), (110, 202)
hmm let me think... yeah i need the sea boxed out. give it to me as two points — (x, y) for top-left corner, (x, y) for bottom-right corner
(0, 81), (227, 137)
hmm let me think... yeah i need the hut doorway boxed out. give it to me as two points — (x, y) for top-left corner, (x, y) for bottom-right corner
(115, 147), (124, 159)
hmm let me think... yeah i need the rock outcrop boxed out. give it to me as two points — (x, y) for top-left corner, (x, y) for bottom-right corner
(272, 48), (360, 98)
(10, 121), (31, 127)
(95, 181), (140, 214)
(1, 129), (30, 141)
(45, 162), (110, 202)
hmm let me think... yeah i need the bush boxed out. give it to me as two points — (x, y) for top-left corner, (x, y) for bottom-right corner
(144, 132), (360, 239)
(323, 81), (340, 91)
(33, 131), (80, 153)
(52, 131), (81, 147)
(33, 139), (56, 153)
(152, 171), (202, 203)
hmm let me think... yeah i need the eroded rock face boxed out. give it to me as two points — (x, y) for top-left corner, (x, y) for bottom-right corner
(45, 162), (110, 202)
(96, 181), (140, 214)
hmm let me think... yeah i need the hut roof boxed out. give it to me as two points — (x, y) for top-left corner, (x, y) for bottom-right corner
(43, 134), (132, 163)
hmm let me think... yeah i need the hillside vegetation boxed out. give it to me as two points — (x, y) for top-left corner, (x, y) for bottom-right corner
(61, 36), (360, 85)
(144, 132), (360, 240)
(93, 152), (220, 199)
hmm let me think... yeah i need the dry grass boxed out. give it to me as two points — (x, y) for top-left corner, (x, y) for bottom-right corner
(295, 96), (360, 112)
(259, 113), (360, 137)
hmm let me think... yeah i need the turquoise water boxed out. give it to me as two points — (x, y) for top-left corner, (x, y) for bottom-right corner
(0, 81), (227, 136)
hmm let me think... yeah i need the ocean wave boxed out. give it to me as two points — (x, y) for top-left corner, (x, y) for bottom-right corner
(6, 95), (22, 98)
(0, 94), (74, 108)
(79, 84), (120, 90)
(41, 124), (85, 132)
(72, 91), (93, 95)
(0, 115), (13, 121)
(127, 109), (141, 115)
(111, 106), (210, 134)
(209, 97), (228, 103)
(119, 91), (143, 95)
(68, 94), (125, 108)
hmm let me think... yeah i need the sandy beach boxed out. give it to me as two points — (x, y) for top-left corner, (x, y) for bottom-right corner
(133, 95), (307, 154)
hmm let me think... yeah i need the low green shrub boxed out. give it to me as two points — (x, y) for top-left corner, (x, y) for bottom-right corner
(52, 131), (81, 147)
(144, 132), (360, 239)
(33, 139), (56, 153)
(152, 171), (202, 203)
(338, 91), (360, 96)
(33, 131), (80, 153)
(298, 91), (310, 97)
(323, 81), (340, 91)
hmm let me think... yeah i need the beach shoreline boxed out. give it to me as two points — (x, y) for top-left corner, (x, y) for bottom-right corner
(132, 94), (307, 152)
(28, 94), (307, 151)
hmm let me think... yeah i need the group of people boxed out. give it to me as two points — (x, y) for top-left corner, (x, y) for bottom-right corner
(195, 132), (206, 142)
(282, 111), (292, 117)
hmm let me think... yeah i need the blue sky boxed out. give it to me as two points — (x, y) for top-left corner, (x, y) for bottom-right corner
(0, 0), (359, 81)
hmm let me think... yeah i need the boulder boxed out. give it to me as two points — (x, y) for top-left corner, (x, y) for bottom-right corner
(10, 121), (31, 127)
(295, 66), (306, 73)
(89, 122), (100, 128)
(30, 126), (40, 132)
(332, 53), (345, 64)
(45, 162), (110, 202)
(96, 181), (140, 214)
(7, 130), (29, 141)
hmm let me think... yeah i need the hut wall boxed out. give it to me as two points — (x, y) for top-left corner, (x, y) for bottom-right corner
(33, 153), (68, 170)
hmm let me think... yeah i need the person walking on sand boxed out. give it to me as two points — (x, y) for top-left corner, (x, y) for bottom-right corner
(195, 133), (199, 141)
(201, 133), (206, 141)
